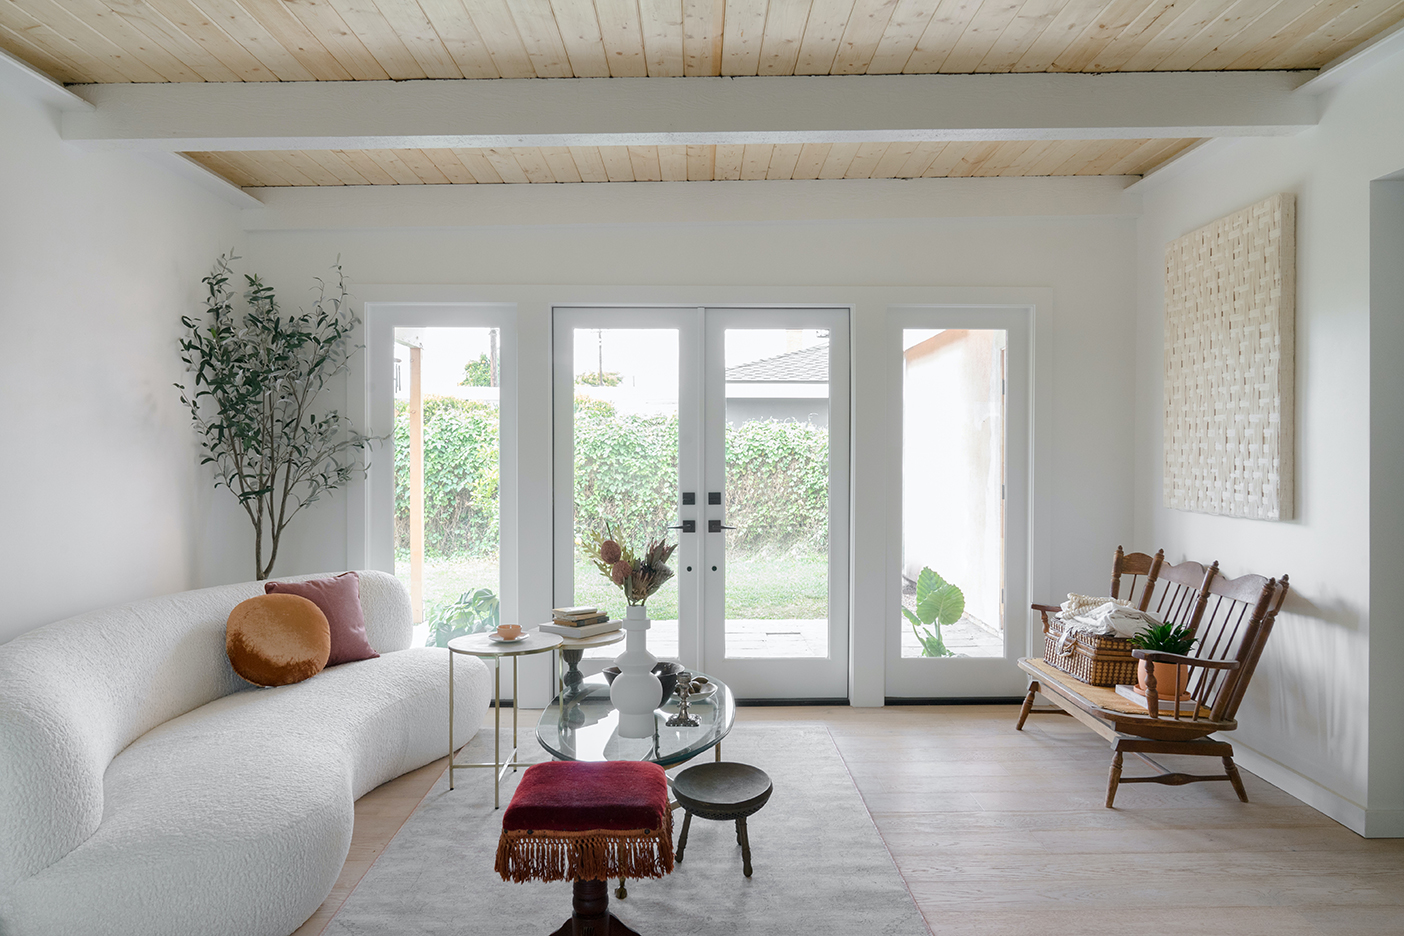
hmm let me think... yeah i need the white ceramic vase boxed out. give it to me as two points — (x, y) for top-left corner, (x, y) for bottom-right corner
(610, 604), (660, 739)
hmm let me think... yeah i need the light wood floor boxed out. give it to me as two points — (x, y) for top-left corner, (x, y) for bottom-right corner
(294, 705), (1404, 936)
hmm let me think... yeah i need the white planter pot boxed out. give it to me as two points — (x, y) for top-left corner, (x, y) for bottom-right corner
(611, 605), (660, 739)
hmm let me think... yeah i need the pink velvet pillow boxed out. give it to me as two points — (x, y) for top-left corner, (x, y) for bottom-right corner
(265, 572), (379, 666)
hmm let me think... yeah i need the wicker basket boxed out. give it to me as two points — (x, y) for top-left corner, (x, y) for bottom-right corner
(1042, 615), (1138, 687)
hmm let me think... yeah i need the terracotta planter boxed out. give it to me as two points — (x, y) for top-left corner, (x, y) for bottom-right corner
(1136, 660), (1191, 700)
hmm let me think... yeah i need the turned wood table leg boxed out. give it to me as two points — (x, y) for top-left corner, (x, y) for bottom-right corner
(1106, 751), (1124, 808)
(1016, 681), (1040, 730)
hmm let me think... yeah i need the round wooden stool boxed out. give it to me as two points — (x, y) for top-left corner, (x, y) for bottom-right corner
(672, 762), (772, 877)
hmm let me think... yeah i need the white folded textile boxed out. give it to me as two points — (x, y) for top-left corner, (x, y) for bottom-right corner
(1054, 594), (1162, 654)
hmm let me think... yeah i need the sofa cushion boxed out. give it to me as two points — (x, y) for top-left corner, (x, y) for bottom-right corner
(226, 594), (331, 687)
(265, 572), (379, 666)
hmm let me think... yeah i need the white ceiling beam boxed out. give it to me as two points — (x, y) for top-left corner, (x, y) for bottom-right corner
(0, 48), (92, 113)
(61, 73), (1318, 153)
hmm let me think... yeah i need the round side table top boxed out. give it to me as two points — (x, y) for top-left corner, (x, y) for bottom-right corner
(556, 630), (626, 650)
(672, 762), (773, 816)
(448, 631), (563, 658)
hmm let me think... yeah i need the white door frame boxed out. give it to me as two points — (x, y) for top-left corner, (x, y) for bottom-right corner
(884, 305), (1033, 699)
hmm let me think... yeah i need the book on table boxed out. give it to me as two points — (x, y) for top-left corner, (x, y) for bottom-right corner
(551, 612), (609, 627)
(551, 606), (598, 618)
(1114, 683), (1200, 715)
(540, 620), (621, 638)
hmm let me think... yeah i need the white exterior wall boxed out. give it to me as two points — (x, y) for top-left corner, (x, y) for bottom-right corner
(1132, 52), (1404, 835)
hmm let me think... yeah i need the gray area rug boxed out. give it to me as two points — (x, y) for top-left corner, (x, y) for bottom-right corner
(327, 724), (930, 936)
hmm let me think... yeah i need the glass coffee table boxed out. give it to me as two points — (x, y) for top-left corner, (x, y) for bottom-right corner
(536, 672), (735, 767)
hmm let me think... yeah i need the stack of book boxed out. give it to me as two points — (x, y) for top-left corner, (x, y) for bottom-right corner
(540, 606), (620, 638)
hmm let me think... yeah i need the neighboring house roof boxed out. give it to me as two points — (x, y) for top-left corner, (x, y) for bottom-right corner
(726, 345), (829, 382)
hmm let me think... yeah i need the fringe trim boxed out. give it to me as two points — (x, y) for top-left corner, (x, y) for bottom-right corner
(495, 816), (675, 883)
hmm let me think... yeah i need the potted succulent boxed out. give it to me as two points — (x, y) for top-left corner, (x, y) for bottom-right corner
(1128, 621), (1198, 700)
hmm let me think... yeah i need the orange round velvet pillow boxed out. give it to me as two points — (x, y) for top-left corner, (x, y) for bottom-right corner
(226, 593), (331, 687)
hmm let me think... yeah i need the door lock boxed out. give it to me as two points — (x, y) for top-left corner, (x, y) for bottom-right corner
(668, 520), (697, 533)
(707, 519), (737, 533)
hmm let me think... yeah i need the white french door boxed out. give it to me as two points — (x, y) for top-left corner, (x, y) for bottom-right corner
(553, 307), (850, 700)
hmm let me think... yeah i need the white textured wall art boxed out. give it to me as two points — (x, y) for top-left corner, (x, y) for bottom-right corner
(1164, 193), (1295, 520)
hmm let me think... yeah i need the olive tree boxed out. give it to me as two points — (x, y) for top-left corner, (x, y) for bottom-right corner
(178, 254), (372, 579)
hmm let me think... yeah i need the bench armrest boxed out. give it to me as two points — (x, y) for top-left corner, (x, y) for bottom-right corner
(1031, 603), (1061, 613)
(1131, 650), (1240, 670)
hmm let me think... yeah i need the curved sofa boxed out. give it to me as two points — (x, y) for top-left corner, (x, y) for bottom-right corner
(0, 571), (492, 936)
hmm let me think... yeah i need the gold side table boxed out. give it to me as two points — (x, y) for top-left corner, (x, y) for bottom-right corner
(447, 630), (562, 808)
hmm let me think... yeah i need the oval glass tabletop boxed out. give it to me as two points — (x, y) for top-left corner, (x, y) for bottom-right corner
(536, 673), (735, 767)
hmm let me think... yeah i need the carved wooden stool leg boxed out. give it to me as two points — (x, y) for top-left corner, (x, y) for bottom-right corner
(548, 879), (644, 936)
(1224, 756), (1250, 803)
(738, 817), (753, 877)
(676, 811), (692, 862)
(1016, 682), (1040, 730)
(1106, 751), (1124, 808)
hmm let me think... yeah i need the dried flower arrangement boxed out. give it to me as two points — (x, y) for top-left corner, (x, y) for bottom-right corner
(583, 523), (678, 606)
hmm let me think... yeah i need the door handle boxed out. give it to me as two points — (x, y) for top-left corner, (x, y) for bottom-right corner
(669, 520), (697, 533)
(707, 520), (737, 533)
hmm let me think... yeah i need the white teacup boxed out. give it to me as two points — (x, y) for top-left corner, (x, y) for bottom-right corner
(496, 624), (522, 640)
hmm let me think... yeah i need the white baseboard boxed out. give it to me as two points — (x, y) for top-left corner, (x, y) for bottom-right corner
(1230, 744), (1404, 838)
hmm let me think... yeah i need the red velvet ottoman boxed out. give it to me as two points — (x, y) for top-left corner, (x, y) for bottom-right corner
(495, 761), (674, 936)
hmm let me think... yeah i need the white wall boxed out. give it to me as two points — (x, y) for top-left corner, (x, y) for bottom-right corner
(0, 87), (243, 644)
(1132, 52), (1404, 835)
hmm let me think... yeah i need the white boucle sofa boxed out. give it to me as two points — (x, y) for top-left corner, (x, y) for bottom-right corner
(0, 570), (492, 936)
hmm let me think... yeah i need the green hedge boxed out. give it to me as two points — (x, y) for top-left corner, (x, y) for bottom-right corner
(396, 396), (828, 559)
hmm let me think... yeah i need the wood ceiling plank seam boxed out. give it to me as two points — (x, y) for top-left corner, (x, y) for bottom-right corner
(1098, 135), (1179, 173)
(790, 141), (833, 177)
(222, 0), (353, 79)
(187, 151), (260, 186)
(1219, 0), (1363, 67)
(977, 0), (1070, 71)
(1048, 0), (1171, 71)
(1119, 0), (1244, 70)
(816, 140), (862, 177)
(10, 0), (195, 81)
(1045, 137), (1113, 173)
(739, 142), (775, 178)
(970, 138), (1035, 174)
(639, 0), (687, 74)
(451, 147), (506, 181)
(99, 0), (243, 81)
(234, 150), (299, 185)
(412, 0), (499, 78)
(683, 0), (725, 73)
(334, 148), (400, 183)
(1135, 136), (1201, 173)
(1150, 0), (1285, 70)
(843, 140), (892, 176)
(60, 0), (214, 80)
(1302, 0), (1404, 66)
(265, 149), (330, 184)
(597, 144), (637, 180)
(205, 151), (269, 185)
(867, 140), (916, 175)
(183, 0), (326, 80)
(999, 137), (1061, 172)
(479, 146), (532, 181)
(277, 149), (345, 184)
(1071, 136), (1143, 173)
(594, 0), (649, 75)
(503, 0), (575, 76)
(937, 0), (1026, 72)
(685, 143), (715, 179)
(363, 147), (430, 183)
(757, 0), (814, 75)
(896, 139), (946, 174)
(418, 147), (479, 181)
(713, 142), (745, 178)
(276, 0), (391, 79)
(1079, 0), (1197, 70)
(945, 138), (1002, 175)
(545, 0), (610, 75)
(367, 0), (463, 77)
(1006, 0), (1116, 71)
(721, 0), (769, 73)
(397, 147), (455, 182)
(793, 0), (857, 72)
(540, 145), (585, 181)
(137, 0), (283, 81)
(509, 145), (559, 181)
(0, 8), (136, 82)
(832, 0), (903, 72)
(765, 141), (805, 176)
(567, 145), (610, 181)
(318, 0), (424, 78)
(302, 147), (375, 183)
(460, 0), (538, 76)
(1183, 0), (1320, 69)
(628, 144), (663, 181)
(657, 143), (690, 180)
(920, 140), (973, 175)
(902, 0), (984, 71)
(0, 24), (87, 81)
(1019, 136), (1089, 172)
(1256, 0), (1403, 67)
(865, 0), (941, 72)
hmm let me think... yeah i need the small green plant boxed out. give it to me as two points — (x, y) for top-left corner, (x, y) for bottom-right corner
(902, 567), (965, 658)
(1129, 621), (1198, 655)
(424, 588), (500, 647)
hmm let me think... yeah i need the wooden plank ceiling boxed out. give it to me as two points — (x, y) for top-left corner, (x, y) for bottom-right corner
(187, 139), (1203, 185)
(3, 0), (1401, 85)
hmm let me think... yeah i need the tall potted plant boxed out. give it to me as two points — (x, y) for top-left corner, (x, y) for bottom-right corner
(178, 254), (373, 580)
